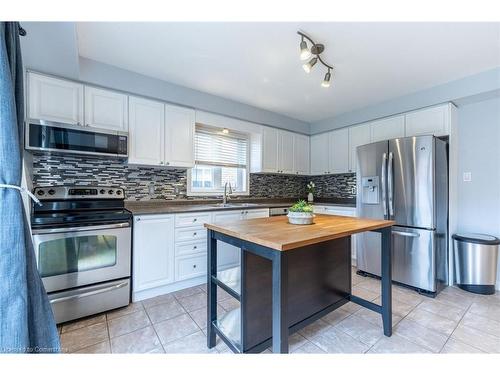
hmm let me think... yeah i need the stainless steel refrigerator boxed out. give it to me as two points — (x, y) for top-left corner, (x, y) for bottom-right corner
(356, 135), (448, 295)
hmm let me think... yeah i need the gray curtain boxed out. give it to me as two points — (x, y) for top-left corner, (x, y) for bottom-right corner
(0, 22), (60, 353)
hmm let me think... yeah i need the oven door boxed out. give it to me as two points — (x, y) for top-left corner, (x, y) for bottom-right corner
(32, 222), (131, 293)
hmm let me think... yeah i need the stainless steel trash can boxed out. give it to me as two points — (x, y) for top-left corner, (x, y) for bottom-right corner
(453, 233), (499, 295)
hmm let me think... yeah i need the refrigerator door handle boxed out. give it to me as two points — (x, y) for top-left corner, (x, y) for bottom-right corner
(381, 152), (388, 219)
(388, 152), (394, 218)
(392, 230), (420, 238)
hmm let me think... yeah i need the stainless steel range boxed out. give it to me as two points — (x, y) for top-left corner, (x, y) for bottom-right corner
(31, 186), (132, 324)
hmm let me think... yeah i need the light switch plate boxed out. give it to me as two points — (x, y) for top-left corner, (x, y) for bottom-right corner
(463, 172), (472, 182)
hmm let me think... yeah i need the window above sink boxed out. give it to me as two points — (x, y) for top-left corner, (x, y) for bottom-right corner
(188, 124), (250, 196)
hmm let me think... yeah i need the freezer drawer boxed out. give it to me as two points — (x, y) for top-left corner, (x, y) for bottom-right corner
(391, 226), (436, 292)
(357, 226), (439, 292)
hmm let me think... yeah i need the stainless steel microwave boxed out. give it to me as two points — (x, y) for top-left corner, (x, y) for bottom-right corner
(25, 120), (128, 158)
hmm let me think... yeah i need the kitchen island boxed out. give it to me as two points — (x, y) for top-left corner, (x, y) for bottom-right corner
(204, 214), (394, 353)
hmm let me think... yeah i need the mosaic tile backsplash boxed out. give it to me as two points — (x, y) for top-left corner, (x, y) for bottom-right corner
(31, 154), (356, 201)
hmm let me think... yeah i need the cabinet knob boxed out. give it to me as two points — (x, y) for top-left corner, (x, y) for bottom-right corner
(77, 122), (81, 126)
(166, 162), (170, 165)
(193, 264), (197, 269)
(136, 218), (141, 222)
(193, 218), (197, 222)
(160, 161), (164, 165)
(193, 245), (197, 250)
(86, 124), (89, 127)
(193, 232), (197, 236)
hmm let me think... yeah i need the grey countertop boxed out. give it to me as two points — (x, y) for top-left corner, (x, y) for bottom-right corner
(125, 198), (356, 215)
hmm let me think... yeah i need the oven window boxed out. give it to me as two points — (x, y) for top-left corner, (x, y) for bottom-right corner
(38, 235), (117, 278)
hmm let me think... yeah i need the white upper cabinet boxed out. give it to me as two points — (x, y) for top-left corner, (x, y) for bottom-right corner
(255, 127), (309, 175)
(164, 104), (195, 168)
(278, 130), (295, 174)
(133, 215), (175, 292)
(84, 86), (128, 131)
(261, 127), (279, 173)
(348, 123), (371, 173)
(294, 133), (310, 175)
(328, 128), (350, 174)
(28, 72), (84, 125)
(128, 96), (164, 166)
(370, 115), (405, 142)
(310, 133), (330, 175)
(405, 104), (450, 137)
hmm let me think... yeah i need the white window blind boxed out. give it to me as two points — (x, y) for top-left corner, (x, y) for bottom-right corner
(194, 126), (248, 168)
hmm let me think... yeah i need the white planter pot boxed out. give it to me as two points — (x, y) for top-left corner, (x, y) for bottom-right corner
(287, 211), (315, 225)
(308, 192), (314, 202)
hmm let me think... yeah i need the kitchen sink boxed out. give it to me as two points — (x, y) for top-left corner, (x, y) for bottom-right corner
(210, 203), (260, 208)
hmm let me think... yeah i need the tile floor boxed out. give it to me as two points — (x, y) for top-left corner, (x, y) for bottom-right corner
(58, 269), (500, 354)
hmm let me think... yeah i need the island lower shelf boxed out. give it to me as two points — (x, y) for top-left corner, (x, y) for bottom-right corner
(210, 236), (351, 353)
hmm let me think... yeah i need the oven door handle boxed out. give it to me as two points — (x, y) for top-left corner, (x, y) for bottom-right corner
(49, 281), (129, 304)
(32, 222), (130, 235)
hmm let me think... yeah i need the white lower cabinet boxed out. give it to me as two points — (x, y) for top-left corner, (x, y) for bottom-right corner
(313, 205), (357, 264)
(132, 208), (269, 301)
(133, 215), (175, 293)
(175, 253), (207, 281)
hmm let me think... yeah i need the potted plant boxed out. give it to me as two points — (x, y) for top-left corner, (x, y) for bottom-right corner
(287, 200), (315, 225)
(307, 181), (315, 202)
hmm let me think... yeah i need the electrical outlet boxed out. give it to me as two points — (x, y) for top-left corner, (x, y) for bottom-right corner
(463, 172), (472, 182)
(351, 187), (356, 195)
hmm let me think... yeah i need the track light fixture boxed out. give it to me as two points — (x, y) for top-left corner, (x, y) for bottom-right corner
(299, 37), (312, 60)
(297, 31), (334, 88)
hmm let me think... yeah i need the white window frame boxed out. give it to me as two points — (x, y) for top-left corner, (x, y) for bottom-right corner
(187, 124), (250, 197)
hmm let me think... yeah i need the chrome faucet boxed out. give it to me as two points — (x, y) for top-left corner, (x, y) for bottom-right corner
(222, 182), (233, 205)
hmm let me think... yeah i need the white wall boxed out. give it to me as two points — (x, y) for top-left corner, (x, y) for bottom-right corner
(456, 97), (500, 289)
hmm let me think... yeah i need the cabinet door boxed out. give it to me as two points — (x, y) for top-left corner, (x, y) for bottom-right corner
(133, 215), (175, 292)
(370, 115), (405, 142)
(405, 105), (449, 137)
(294, 133), (310, 175)
(212, 211), (244, 269)
(310, 134), (329, 175)
(164, 104), (195, 168)
(128, 96), (164, 166)
(278, 130), (295, 174)
(28, 72), (83, 125)
(328, 128), (349, 174)
(348, 123), (371, 173)
(244, 208), (269, 219)
(261, 127), (279, 173)
(84, 86), (128, 131)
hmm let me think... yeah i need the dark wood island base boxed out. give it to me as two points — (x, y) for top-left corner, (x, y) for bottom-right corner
(205, 215), (394, 354)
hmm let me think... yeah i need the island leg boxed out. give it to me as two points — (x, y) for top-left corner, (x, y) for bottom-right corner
(207, 230), (217, 348)
(272, 252), (288, 353)
(381, 227), (392, 336)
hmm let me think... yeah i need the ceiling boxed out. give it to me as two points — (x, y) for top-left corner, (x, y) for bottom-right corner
(76, 22), (500, 123)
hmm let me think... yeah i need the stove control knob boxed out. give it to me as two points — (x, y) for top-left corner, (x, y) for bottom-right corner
(37, 190), (45, 196)
(100, 189), (106, 195)
(48, 189), (55, 195)
(108, 190), (114, 195)
(116, 190), (122, 195)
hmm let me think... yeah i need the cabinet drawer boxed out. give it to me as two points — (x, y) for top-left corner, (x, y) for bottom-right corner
(175, 254), (207, 281)
(175, 227), (207, 242)
(175, 240), (206, 257)
(175, 212), (211, 228)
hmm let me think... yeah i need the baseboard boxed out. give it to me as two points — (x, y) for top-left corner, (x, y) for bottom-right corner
(132, 276), (206, 302)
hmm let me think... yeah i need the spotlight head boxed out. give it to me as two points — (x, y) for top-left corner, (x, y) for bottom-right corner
(302, 57), (317, 74)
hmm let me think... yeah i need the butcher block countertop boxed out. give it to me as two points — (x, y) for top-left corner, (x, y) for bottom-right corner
(204, 214), (394, 251)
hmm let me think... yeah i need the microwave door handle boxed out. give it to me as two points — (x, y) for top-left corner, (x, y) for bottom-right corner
(381, 152), (387, 219)
(49, 281), (128, 304)
(388, 152), (394, 218)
